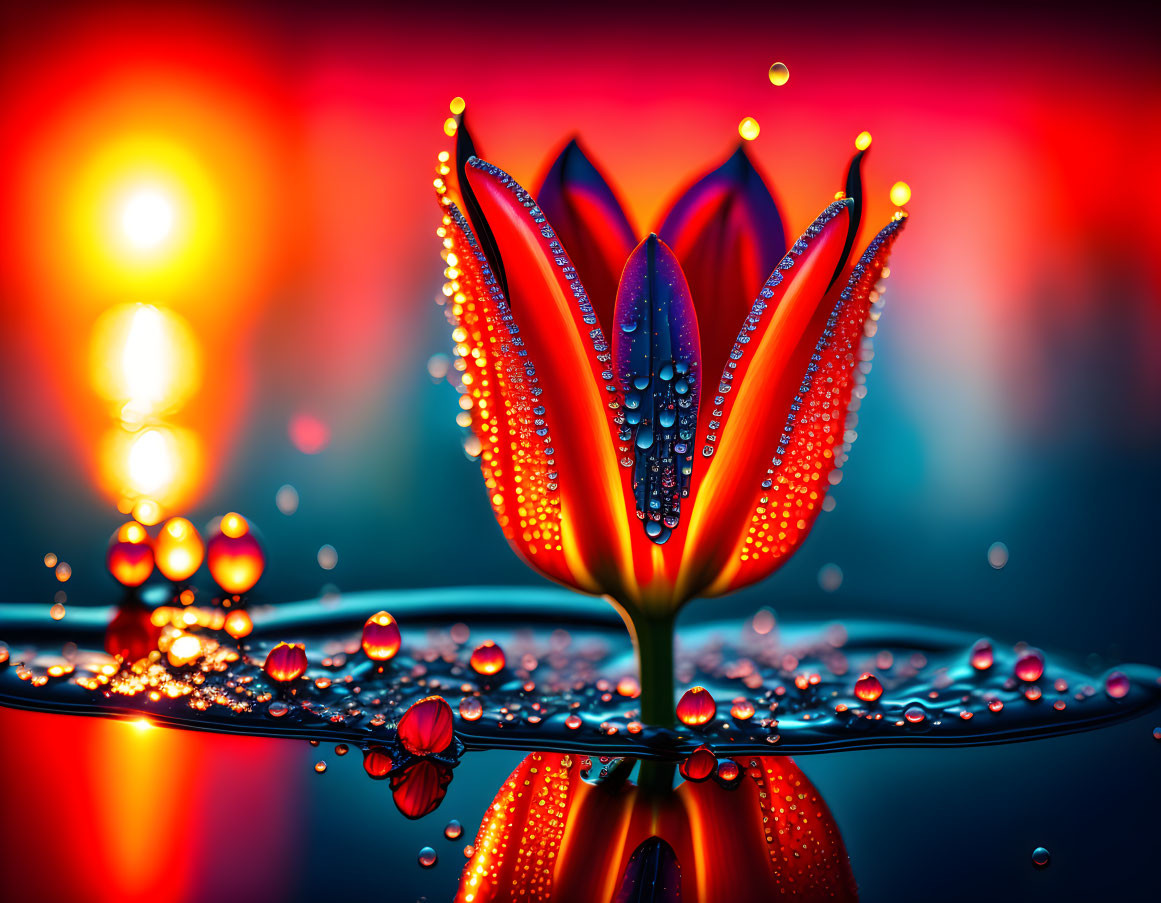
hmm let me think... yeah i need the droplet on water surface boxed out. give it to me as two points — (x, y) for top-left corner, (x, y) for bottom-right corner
(362, 611), (402, 662)
(1105, 671), (1130, 698)
(1015, 649), (1045, 682)
(970, 639), (994, 670)
(458, 697), (483, 722)
(854, 673), (883, 702)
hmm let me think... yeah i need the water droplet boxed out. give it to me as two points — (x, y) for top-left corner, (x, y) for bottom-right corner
(717, 759), (740, 782)
(1105, 670), (1130, 699)
(444, 819), (463, 840)
(987, 541), (1009, 569)
(470, 640), (506, 676)
(970, 639), (994, 670)
(1031, 846), (1050, 868)
(458, 697), (483, 721)
(317, 544), (338, 570)
(207, 513), (264, 594)
(904, 705), (926, 723)
(679, 745), (717, 782)
(854, 673), (883, 702)
(730, 698), (755, 720)
(363, 746), (393, 779)
(616, 676), (641, 698)
(988, 699), (1004, 713)
(418, 846), (438, 868)
(738, 116), (760, 141)
(565, 713), (582, 730)
(768, 61), (790, 86)
(154, 517), (205, 582)
(1015, 649), (1045, 682)
(107, 522), (153, 587)
(677, 687), (717, 726)
(267, 701), (289, 717)
(275, 483), (299, 515)
(1152, 726), (1161, 741)
(314, 761), (327, 774)
(362, 611), (402, 662)
(49, 602), (66, 621)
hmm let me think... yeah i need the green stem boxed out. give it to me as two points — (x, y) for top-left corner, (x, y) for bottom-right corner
(617, 604), (677, 794)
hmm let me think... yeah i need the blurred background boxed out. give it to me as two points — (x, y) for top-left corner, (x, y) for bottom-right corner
(1, 2), (1158, 901)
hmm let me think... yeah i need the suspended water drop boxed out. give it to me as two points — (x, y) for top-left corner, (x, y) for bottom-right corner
(470, 640), (506, 676)
(987, 541), (1009, 569)
(418, 846), (438, 868)
(904, 705), (926, 723)
(1105, 670), (1129, 698)
(314, 761), (327, 774)
(444, 819), (463, 840)
(264, 642), (308, 683)
(458, 697), (483, 721)
(1031, 846), (1050, 868)
(267, 701), (289, 718)
(768, 61), (790, 86)
(275, 484), (299, 515)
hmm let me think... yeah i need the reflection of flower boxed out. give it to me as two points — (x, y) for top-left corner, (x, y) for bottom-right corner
(436, 120), (904, 722)
(455, 751), (855, 902)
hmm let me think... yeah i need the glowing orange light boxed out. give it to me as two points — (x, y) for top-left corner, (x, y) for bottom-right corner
(362, 611), (402, 662)
(854, 672), (883, 702)
(855, 130), (873, 151)
(890, 180), (912, 206)
(166, 633), (201, 667)
(153, 516), (204, 582)
(206, 512), (264, 594)
(130, 718), (153, 732)
(107, 522), (155, 586)
(469, 640), (506, 676)
(676, 686), (717, 726)
(223, 609), (253, 639)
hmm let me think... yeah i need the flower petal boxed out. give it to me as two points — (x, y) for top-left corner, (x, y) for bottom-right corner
(692, 212), (907, 598)
(658, 146), (786, 388)
(537, 138), (637, 335)
(441, 203), (572, 586)
(678, 200), (853, 598)
(613, 235), (701, 546)
(464, 159), (636, 596)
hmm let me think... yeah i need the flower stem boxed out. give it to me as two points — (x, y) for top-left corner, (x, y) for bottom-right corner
(617, 604), (677, 795)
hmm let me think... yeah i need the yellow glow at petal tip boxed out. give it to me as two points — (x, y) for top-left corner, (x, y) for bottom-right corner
(443, 117), (458, 137)
(120, 188), (175, 250)
(855, 131), (873, 151)
(449, 96), (466, 115)
(768, 62), (790, 86)
(738, 117), (760, 141)
(131, 718), (153, 731)
(890, 180), (912, 206)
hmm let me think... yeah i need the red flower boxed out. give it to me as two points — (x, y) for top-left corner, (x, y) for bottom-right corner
(436, 119), (905, 723)
(262, 642), (307, 683)
(455, 751), (855, 902)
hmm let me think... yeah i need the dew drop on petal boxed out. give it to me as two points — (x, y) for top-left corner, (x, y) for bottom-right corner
(717, 759), (740, 782)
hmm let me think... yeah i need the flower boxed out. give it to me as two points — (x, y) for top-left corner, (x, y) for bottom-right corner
(435, 117), (905, 722)
(455, 751), (856, 902)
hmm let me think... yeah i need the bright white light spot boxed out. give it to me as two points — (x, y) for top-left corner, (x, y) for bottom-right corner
(121, 189), (174, 250)
(128, 428), (177, 496)
(131, 718), (153, 731)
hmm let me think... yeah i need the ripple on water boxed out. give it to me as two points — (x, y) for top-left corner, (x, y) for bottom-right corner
(0, 588), (1158, 761)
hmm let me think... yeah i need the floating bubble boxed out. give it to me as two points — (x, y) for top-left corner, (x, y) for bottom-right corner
(418, 846), (438, 868)
(317, 544), (338, 571)
(54, 561), (72, 582)
(768, 61), (790, 86)
(43, 553), (57, 568)
(1031, 846), (1050, 868)
(275, 484), (299, 516)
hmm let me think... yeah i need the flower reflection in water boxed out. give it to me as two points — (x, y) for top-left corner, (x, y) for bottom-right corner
(457, 751), (854, 902)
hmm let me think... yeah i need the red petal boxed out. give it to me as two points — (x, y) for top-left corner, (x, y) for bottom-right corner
(465, 159), (636, 596)
(455, 752), (586, 901)
(702, 215), (907, 596)
(104, 600), (160, 662)
(659, 146), (786, 392)
(537, 138), (637, 335)
(441, 205), (573, 585)
(391, 758), (453, 819)
(679, 201), (852, 599)
(397, 695), (454, 756)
